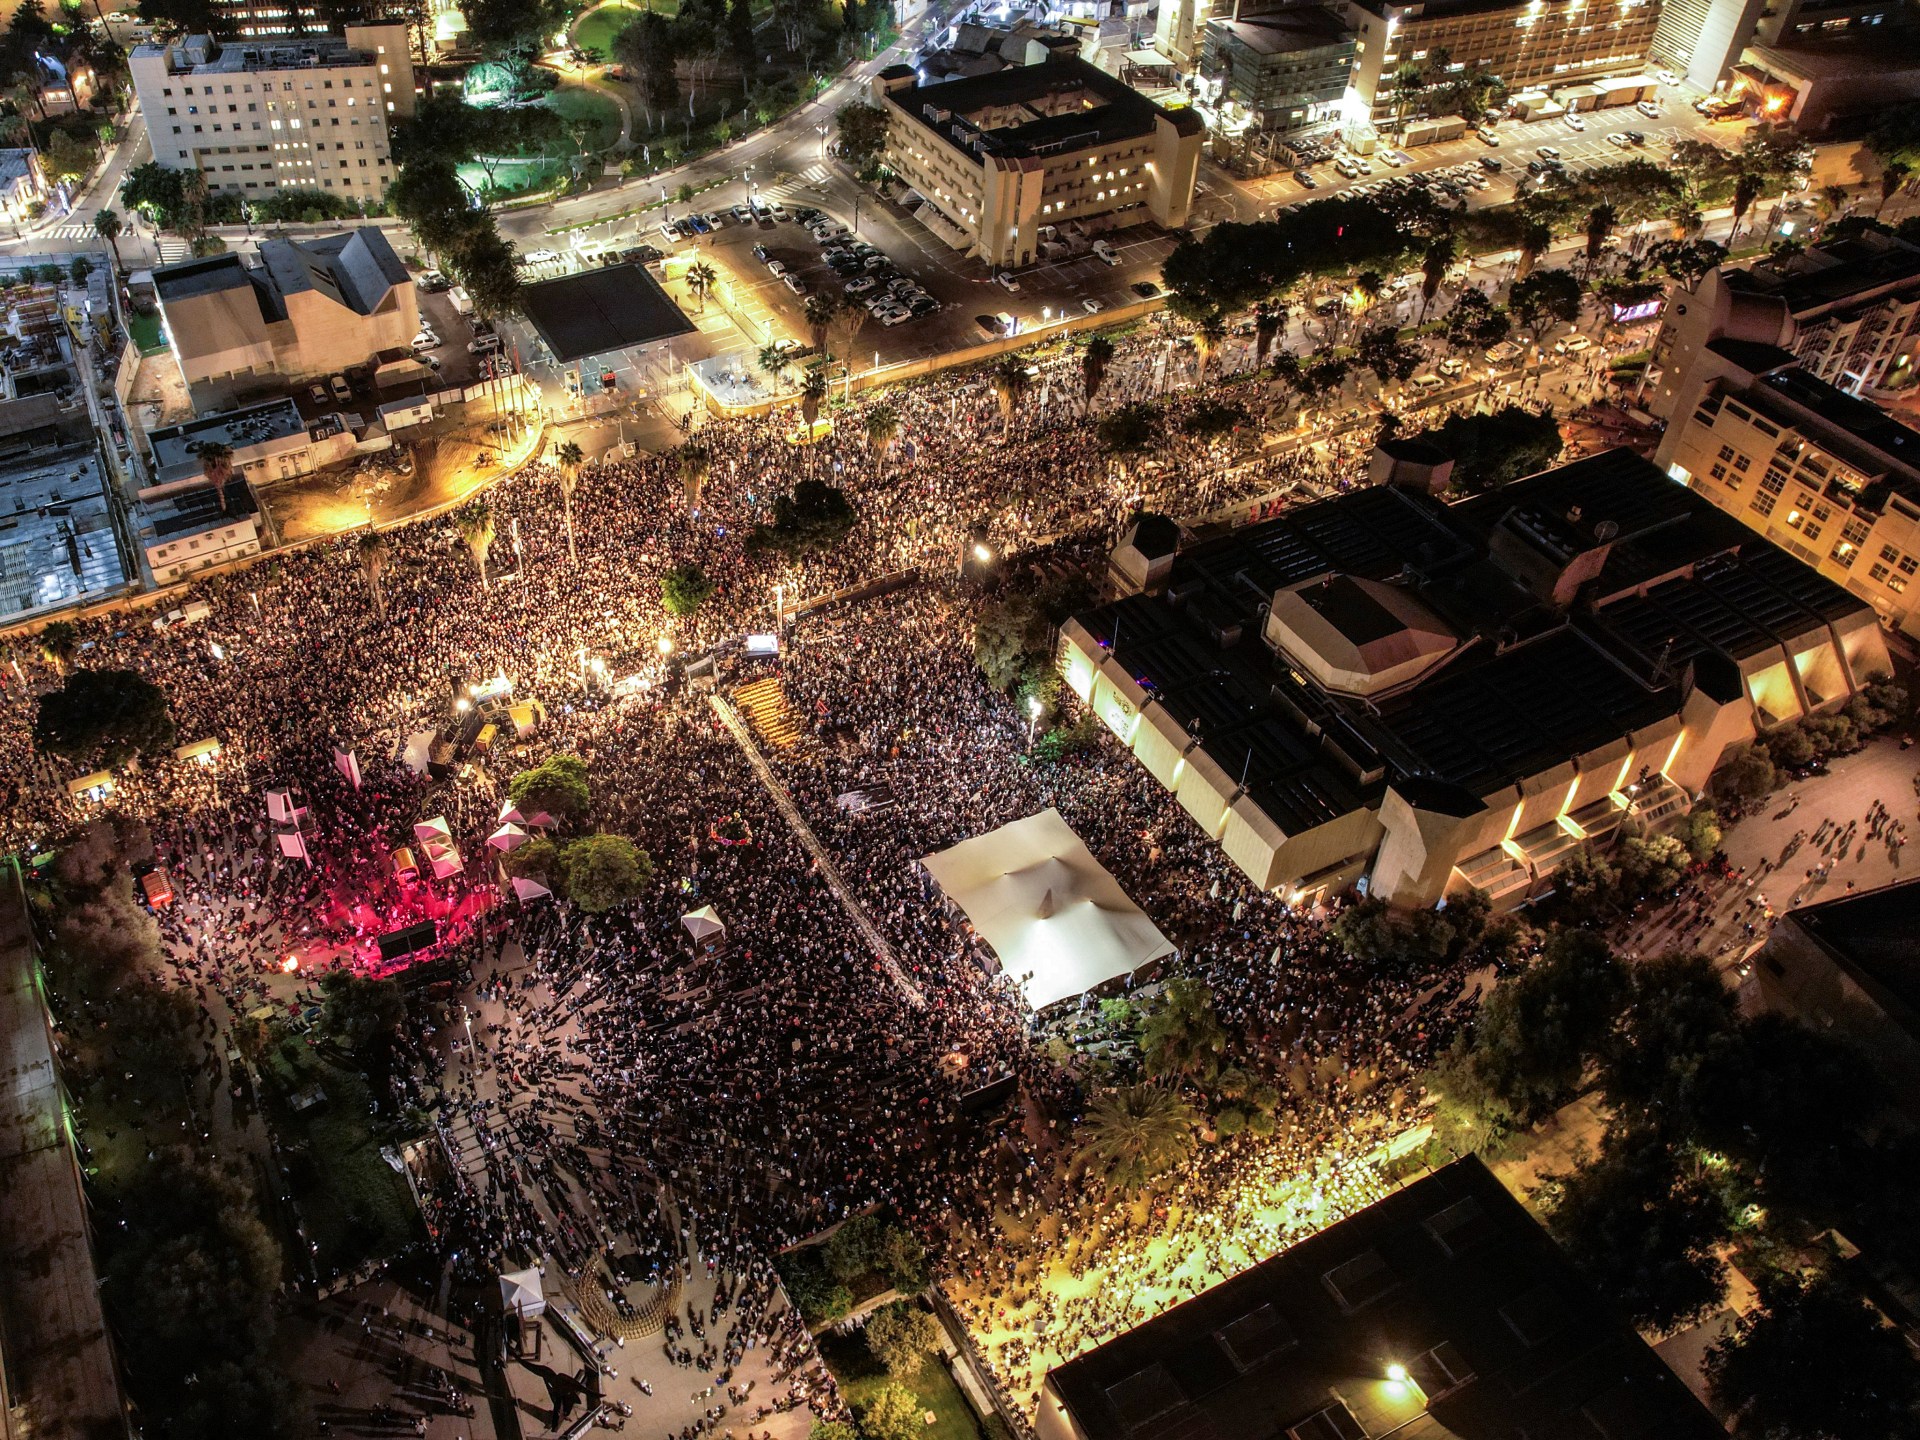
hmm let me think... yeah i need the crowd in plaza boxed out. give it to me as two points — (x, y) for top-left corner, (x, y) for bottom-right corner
(0, 303), (1637, 1431)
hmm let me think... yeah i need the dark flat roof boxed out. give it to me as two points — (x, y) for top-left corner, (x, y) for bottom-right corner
(1786, 879), (1920, 1021)
(1205, 8), (1354, 54)
(1723, 233), (1920, 317)
(1076, 450), (1876, 809)
(888, 54), (1203, 162)
(1046, 1157), (1724, 1440)
(519, 263), (695, 364)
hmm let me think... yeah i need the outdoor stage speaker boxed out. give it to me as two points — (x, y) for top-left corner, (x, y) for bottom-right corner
(376, 920), (438, 963)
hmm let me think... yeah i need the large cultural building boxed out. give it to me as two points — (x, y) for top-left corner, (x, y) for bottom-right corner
(1039, 1156), (1724, 1440)
(872, 52), (1203, 269)
(129, 25), (414, 200)
(1058, 449), (1890, 909)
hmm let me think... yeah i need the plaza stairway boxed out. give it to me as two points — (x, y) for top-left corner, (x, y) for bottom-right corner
(733, 676), (806, 752)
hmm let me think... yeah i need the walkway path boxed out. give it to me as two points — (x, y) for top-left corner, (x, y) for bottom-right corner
(706, 692), (926, 1008)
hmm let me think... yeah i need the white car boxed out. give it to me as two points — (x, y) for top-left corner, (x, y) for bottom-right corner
(1564, 112), (1587, 130)
(995, 271), (1022, 293)
(766, 260), (787, 276)
(522, 249), (560, 265)
(1438, 357), (1466, 377)
(1555, 334), (1593, 354)
(1657, 68), (1680, 85)
(1638, 99), (1662, 117)
(1485, 340), (1523, 365)
(877, 307), (911, 327)
(1607, 132), (1632, 148)
(1081, 297), (1104, 314)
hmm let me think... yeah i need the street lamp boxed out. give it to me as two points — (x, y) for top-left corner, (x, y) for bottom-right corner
(1026, 694), (1042, 748)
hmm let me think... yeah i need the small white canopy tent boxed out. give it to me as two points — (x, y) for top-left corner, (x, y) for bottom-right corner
(510, 876), (553, 902)
(488, 822), (530, 852)
(498, 799), (528, 825)
(920, 808), (1174, 1011)
(499, 1267), (546, 1319)
(413, 817), (461, 879)
(681, 906), (726, 954)
(398, 729), (436, 775)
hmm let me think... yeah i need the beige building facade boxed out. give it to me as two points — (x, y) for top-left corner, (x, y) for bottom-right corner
(130, 25), (414, 200)
(1656, 341), (1920, 641)
(873, 54), (1204, 268)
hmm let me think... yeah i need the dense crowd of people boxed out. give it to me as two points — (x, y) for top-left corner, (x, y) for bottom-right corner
(0, 310), (1612, 1429)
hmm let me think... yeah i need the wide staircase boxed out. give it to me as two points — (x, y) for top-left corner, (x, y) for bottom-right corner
(733, 676), (807, 752)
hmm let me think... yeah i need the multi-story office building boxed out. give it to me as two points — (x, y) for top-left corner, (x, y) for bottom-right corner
(1656, 340), (1920, 639)
(1339, 0), (1663, 121)
(1058, 449), (1890, 908)
(872, 53), (1203, 268)
(1649, 233), (1920, 417)
(1199, 7), (1357, 131)
(129, 25), (414, 200)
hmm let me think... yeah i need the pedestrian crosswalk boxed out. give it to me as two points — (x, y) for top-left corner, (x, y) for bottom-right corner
(43, 223), (98, 241)
(757, 163), (830, 200)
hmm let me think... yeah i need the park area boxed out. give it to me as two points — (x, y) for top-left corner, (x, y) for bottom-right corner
(573, 0), (677, 57)
(816, 1326), (991, 1440)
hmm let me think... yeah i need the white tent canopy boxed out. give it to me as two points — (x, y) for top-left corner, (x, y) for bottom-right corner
(499, 1267), (546, 1319)
(488, 822), (530, 851)
(510, 876), (553, 902)
(920, 809), (1174, 1010)
(681, 906), (725, 943)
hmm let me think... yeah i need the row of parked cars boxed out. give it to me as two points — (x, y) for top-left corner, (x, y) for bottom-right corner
(785, 207), (939, 326)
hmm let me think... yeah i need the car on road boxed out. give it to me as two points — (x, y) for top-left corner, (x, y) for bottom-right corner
(1293, 168), (1318, 188)
(1132, 280), (1160, 299)
(766, 260), (787, 277)
(1438, 357), (1466, 377)
(1081, 297), (1104, 314)
(769, 202), (790, 221)
(1564, 112), (1587, 130)
(1555, 334), (1592, 353)
(783, 274), (805, 294)
(995, 271), (1022, 292)
(420, 269), (450, 292)
(1485, 340), (1523, 364)
(1638, 99), (1662, 117)
(1408, 373), (1444, 392)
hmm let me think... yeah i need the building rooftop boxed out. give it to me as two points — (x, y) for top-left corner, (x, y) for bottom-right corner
(1045, 1156), (1724, 1440)
(519, 262), (696, 365)
(134, 31), (379, 73)
(148, 397), (314, 472)
(1782, 879), (1920, 1025)
(1205, 8), (1354, 55)
(139, 476), (260, 537)
(1075, 450), (1872, 821)
(1722, 231), (1920, 318)
(886, 53), (1203, 163)
(0, 147), (37, 188)
(0, 445), (128, 620)
(258, 229), (411, 319)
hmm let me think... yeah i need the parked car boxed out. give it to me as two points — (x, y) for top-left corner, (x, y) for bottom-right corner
(844, 276), (877, 295)
(1479, 155), (1503, 172)
(908, 296), (939, 316)
(1564, 112), (1587, 130)
(766, 260), (787, 276)
(1555, 334), (1592, 354)
(1081, 297), (1104, 314)
(1132, 280), (1160, 299)
(731, 204), (753, 222)
(1607, 131), (1632, 147)
(523, 248), (560, 264)
(1293, 168), (1319, 188)
(1485, 340), (1523, 364)
(420, 269), (451, 292)
(687, 214), (711, 234)
(995, 271), (1021, 293)
(1438, 357), (1466, 377)
(1536, 145), (1561, 159)
(1092, 241), (1118, 266)
(1476, 128), (1501, 146)
(783, 273), (805, 294)
(307, 383), (330, 407)
(1638, 99), (1662, 117)
(975, 313), (1006, 337)
(751, 244), (770, 262)
(468, 334), (502, 354)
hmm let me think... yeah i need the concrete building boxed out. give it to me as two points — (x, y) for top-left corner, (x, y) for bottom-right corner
(1753, 880), (1920, 1123)
(1340, 0), (1663, 123)
(0, 149), (46, 227)
(1655, 341), (1920, 640)
(153, 228), (418, 395)
(1058, 449), (1891, 909)
(1730, 33), (1920, 134)
(1648, 233), (1920, 417)
(129, 25), (414, 200)
(136, 480), (264, 584)
(1199, 8), (1356, 132)
(145, 396), (356, 491)
(1038, 1156), (1724, 1440)
(872, 53), (1204, 268)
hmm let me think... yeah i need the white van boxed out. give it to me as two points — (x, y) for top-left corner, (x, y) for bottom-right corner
(1092, 240), (1118, 266)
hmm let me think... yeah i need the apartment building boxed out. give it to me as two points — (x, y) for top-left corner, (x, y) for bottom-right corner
(1649, 232), (1920, 417)
(129, 25), (414, 199)
(1656, 339), (1920, 640)
(1340, 0), (1663, 120)
(872, 53), (1204, 268)
(1199, 8), (1357, 132)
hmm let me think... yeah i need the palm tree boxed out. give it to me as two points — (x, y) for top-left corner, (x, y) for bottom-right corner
(1730, 171), (1764, 242)
(1073, 1084), (1197, 1194)
(677, 442), (710, 512)
(1253, 301), (1286, 366)
(828, 303), (869, 398)
(1192, 312), (1228, 383)
(1516, 222), (1553, 279)
(1419, 237), (1455, 321)
(190, 440), (236, 512)
(686, 259), (718, 311)
(93, 208), (124, 274)
(800, 369), (829, 427)
(1081, 334), (1115, 411)
(1666, 197), (1704, 241)
(38, 619), (78, 674)
(453, 499), (495, 589)
(1878, 160), (1911, 215)
(357, 530), (390, 620)
(863, 402), (899, 468)
(1583, 203), (1616, 275)
(757, 341), (790, 389)
(553, 439), (584, 564)
(804, 293), (837, 352)
(1815, 182), (1852, 230)
(989, 355), (1031, 436)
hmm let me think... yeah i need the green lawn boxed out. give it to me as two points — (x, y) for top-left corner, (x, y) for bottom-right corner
(261, 1039), (421, 1273)
(818, 1329), (985, 1440)
(572, 0), (672, 57)
(543, 85), (625, 151)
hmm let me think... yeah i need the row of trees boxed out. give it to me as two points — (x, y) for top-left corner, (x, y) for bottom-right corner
(38, 823), (305, 1438)
(387, 99), (529, 318)
(500, 754), (655, 911)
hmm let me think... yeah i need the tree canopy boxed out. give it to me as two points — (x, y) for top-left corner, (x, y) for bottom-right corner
(561, 834), (653, 912)
(34, 668), (176, 767)
(746, 478), (858, 557)
(1414, 405), (1564, 492)
(509, 754), (590, 822)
